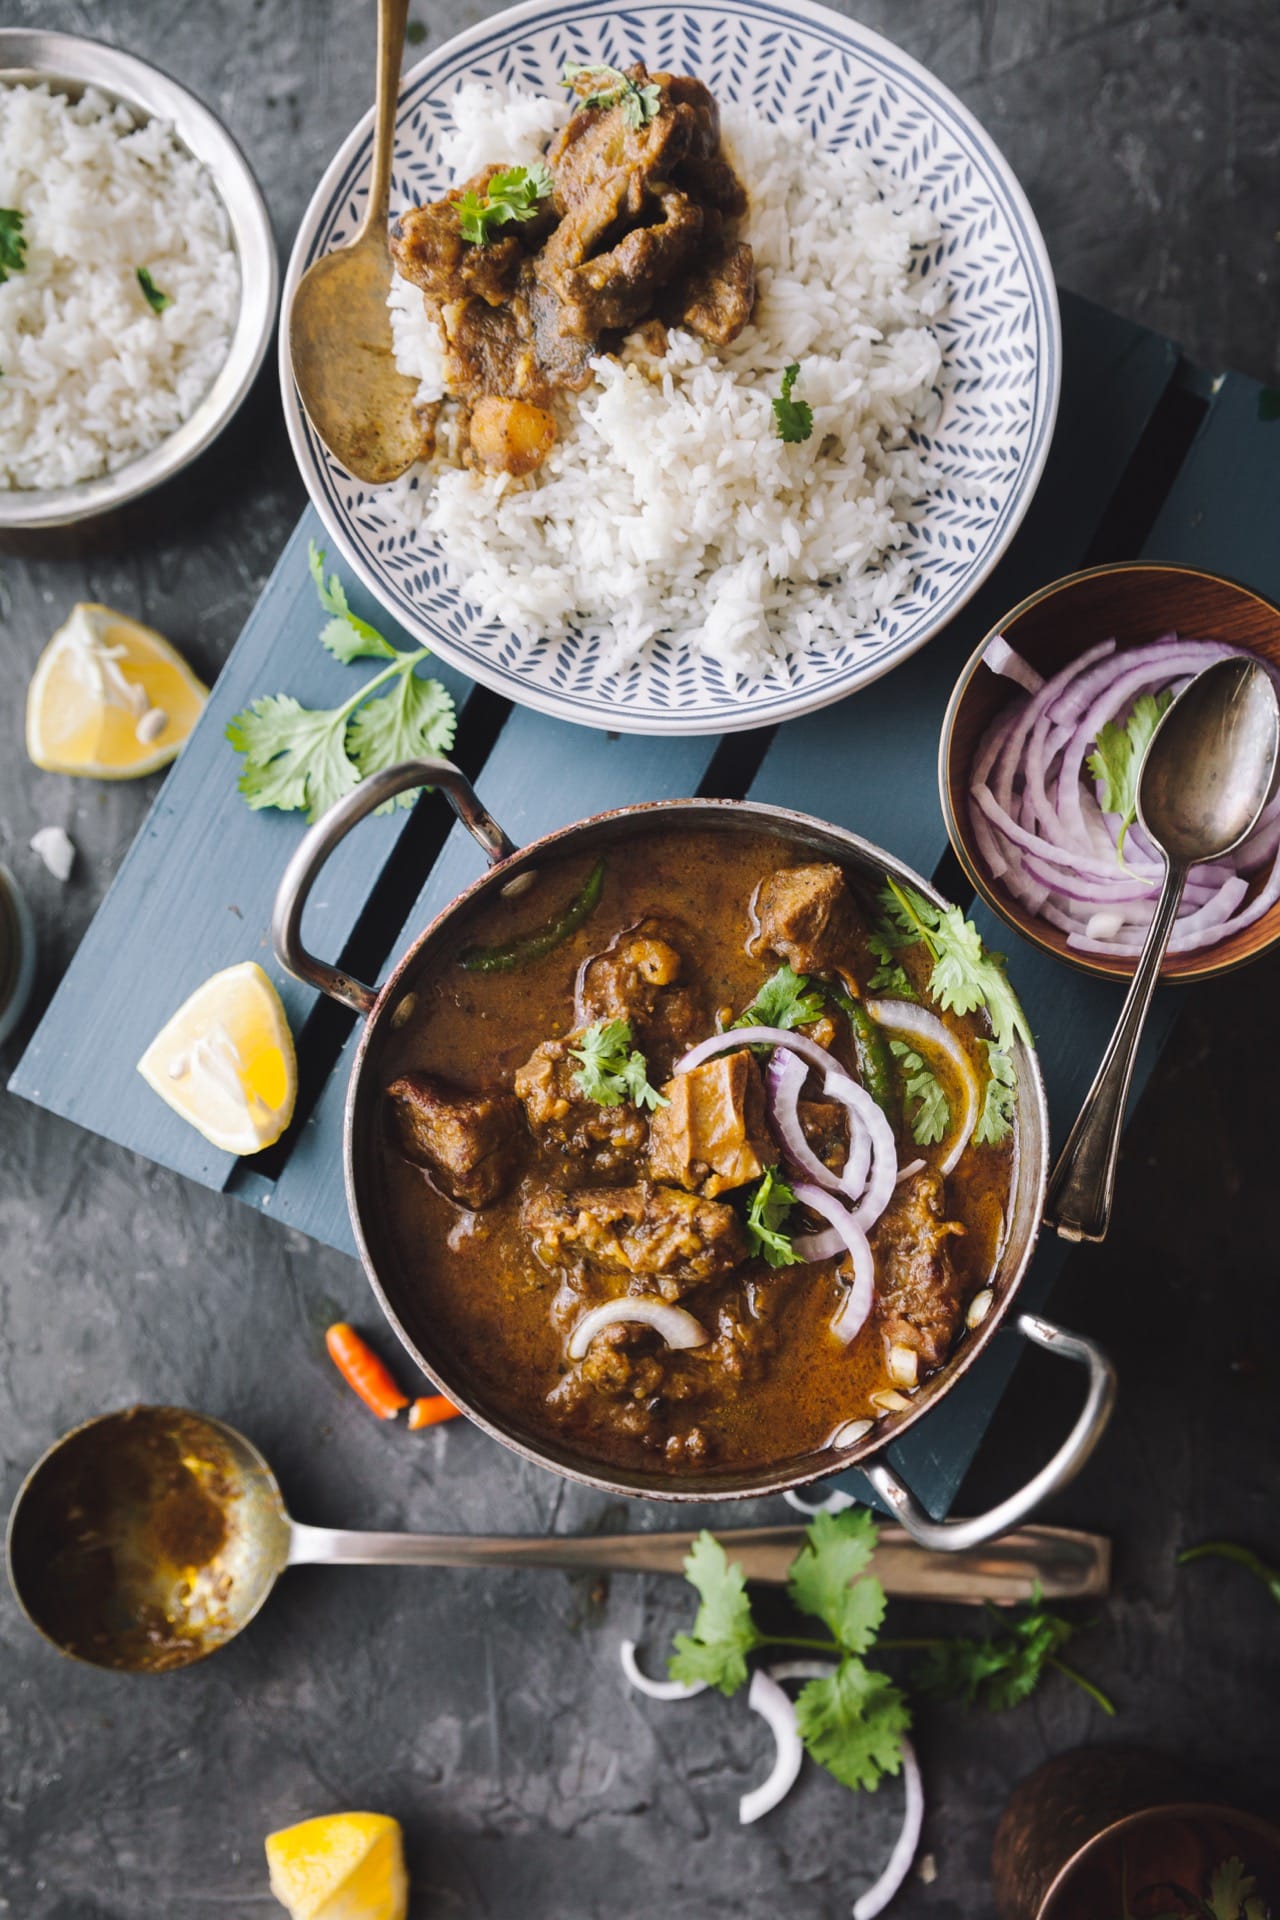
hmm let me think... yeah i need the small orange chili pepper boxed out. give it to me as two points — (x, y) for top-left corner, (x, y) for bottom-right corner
(407, 1394), (462, 1431)
(325, 1322), (409, 1420)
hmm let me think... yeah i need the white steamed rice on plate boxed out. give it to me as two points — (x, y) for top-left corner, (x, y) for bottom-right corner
(387, 81), (948, 686)
(0, 81), (239, 494)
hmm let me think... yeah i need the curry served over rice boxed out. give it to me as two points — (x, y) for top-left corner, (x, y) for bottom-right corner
(376, 829), (1019, 1475)
(389, 64), (755, 474)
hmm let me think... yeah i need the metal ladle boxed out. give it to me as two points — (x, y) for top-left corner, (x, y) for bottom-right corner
(6, 1407), (1110, 1672)
(288, 0), (424, 483)
(1046, 654), (1280, 1243)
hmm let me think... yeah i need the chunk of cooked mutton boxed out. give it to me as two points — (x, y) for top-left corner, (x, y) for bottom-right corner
(386, 1073), (522, 1209)
(390, 166), (552, 307)
(576, 918), (705, 1080)
(522, 1181), (747, 1299)
(648, 1048), (775, 1197)
(674, 238), (756, 346)
(872, 1169), (967, 1373)
(513, 1032), (649, 1175)
(753, 863), (860, 981)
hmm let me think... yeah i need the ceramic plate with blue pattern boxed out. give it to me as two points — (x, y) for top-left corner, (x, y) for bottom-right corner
(281, 0), (1060, 735)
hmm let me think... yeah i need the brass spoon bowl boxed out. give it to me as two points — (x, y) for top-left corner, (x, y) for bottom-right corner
(287, 0), (424, 484)
(5, 1406), (1111, 1674)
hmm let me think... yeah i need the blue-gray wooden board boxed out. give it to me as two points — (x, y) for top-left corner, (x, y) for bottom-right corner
(14, 289), (1280, 1516)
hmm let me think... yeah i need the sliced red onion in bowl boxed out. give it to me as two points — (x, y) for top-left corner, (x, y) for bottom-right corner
(970, 635), (1280, 961)
(866, 997), (980, 1178)
(792, 1181), (875, 1344)
(740, 1668), (805, 1825)
(567, 1297), (709, 1361)
(619, 1639), (707, 1701)
(852, 1737), (925, 1920)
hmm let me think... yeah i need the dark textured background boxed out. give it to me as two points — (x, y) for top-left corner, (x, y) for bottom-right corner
(2, 3), (1279, 1915)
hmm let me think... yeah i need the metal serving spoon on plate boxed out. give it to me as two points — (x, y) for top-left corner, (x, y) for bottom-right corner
(288, 0), (424, 483)
(6, 1406), (1110, 1672)
(1046, 654), (1280, 1243)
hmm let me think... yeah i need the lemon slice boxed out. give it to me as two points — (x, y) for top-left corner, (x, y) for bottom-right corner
(137, 962), (297, 1155)
(265, 1813), (408, 1920)
(26, 602), (208, 777)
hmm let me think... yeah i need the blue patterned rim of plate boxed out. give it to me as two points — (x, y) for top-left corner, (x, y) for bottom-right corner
(281, 0), (1061, 736)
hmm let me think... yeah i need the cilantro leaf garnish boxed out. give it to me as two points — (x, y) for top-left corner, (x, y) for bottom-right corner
(974, 1040), (1016, 1146)
(795, 1660), (911, 1792)
(912, 1585), (1115, 1716)
(1208, 1856), (1264, 1920)
(734, 962), (825, 1033)
(308, 540), (399, 661)
(669, 1531), (762, 1694)
(745, 1165), (799, 1267)
(454, 162), (554, 245)
(562, 60), (662, 130)
(867, 926), (916, 999)
(888, 1039), (951, 1147)
(569, 1017), (667, 1110)
(1086, 689), (1173, 859)
(0, 208), (27, 284)
(879, 879), (1032, 1054)
(773, 363), (813, 444)
(227, 545), (455, 822)
(136, 266), (171, 313)
(787, 1508), (881, 1650)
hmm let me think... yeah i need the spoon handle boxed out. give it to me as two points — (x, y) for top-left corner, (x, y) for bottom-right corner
(1044, 857), (1187, 1244)
(362, 0), (410, 236)
(285, 1521), (1109, 1602)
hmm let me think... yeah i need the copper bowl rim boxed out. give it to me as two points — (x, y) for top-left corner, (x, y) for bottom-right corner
(1038, 1800), (1280, 1918)
(337, 794), (1051, 1504)
(938, 559), (1280, 986)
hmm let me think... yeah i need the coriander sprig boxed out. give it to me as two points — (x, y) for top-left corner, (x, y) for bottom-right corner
(562, 60), (662, 130)
(454, 162), (553, 245)
(744, 1165), (799, 1267)
(226, 542), (456, 823)
(773, 363), (813, 443)
(1087, 689), (1173, 861)
(889, 1039), (950, 1146)
(136, 266), (171, 314)
(0, 208), (27, 284)
(733, 962), (825, 1033)
(662, 1512), (1113, 1799)
(570, 1017), (668, 1110)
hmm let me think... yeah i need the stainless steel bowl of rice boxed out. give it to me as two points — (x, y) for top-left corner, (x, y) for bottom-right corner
(0, 31), (277, 530)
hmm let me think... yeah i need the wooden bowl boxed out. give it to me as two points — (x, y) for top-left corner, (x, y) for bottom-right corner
(939, 562), (1280, 983)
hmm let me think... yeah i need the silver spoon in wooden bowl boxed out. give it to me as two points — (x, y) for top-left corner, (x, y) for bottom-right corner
(5, 1406), (1110, 1672)
(1046, 654), (1280, 1243)
(288, 0), (424, 483)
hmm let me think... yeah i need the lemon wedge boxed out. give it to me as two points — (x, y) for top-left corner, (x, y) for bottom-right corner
(137, 961), (297, 1155)
(26, 602), (208, 777)
(265, 1813), (408, 1920)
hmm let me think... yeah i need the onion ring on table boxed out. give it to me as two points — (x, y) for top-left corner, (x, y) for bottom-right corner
(619, 1639), (707, 1701)
(740, 1669), (805, 1825)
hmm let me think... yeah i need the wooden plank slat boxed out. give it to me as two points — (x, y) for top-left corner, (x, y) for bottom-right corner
(9, 511), (480, 1190)
(255, 709), (723, 1251)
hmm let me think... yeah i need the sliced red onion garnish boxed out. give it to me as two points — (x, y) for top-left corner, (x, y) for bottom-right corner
(619, 1639), (707, 1701)
(740, 1669), (805, 1825)
(852, 1737), (925, 1920)
(866, 997), (979, 1178)
(676, 1025), (838, 1077)
(983, 634), (1043, 694)
(765, 1045), (851, 1197)
(567, 1297), (709, 1361)
(972, 636), (1280, 959)
(793, 1181), (875, 1344)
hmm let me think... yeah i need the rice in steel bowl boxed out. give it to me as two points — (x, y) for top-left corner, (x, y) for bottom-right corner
(0, 81), (239, 493)
(387, 81), (947, 684)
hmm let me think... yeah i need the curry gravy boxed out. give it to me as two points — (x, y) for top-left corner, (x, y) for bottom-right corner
(376, 828), (1014, 1477)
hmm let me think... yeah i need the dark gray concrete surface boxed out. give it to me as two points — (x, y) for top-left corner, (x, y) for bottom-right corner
(2, 3), (1278, 1915)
